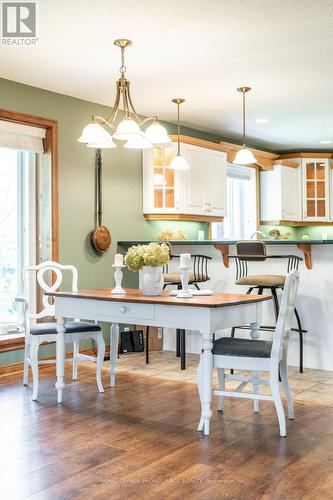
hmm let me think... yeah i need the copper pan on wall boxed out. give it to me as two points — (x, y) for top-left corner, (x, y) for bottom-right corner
(91, 149), (111, 253)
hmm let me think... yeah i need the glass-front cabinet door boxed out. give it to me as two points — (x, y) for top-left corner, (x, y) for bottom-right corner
(302, 159), (329, 221)
(143, 144), (180, 214)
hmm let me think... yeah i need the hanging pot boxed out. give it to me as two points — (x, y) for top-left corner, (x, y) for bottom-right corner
(91, 149), (111, 252)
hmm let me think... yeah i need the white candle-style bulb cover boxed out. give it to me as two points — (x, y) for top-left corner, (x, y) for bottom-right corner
(114, 253), (124, 266)
(111, 264), (126, 294)
(177, 265), (193, 298)
(180, 253), (192, 268)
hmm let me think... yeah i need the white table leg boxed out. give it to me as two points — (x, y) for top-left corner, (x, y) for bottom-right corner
(55, 317), (66, 403)
(198, 331), (214, 436)
(110, 323), (119, 387)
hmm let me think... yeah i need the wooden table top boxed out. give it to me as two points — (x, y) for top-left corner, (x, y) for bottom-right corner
(46, 288), (271, 309)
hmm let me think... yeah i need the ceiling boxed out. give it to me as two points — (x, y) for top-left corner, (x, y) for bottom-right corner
(1, 0), (333, 151)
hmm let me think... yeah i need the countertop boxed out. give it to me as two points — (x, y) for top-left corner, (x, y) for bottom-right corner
(118, 239), (333, 246)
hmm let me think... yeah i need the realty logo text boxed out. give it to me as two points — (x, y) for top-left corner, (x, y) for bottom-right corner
(1, 1), (39, 45)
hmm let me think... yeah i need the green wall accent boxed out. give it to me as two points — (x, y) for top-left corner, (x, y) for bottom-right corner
(295, 226), (333, 240)
(259, 225), (298, 240)
(0, 77), (221, 365)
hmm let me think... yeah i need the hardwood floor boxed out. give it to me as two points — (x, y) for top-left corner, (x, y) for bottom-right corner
(1, 357), (333, 499)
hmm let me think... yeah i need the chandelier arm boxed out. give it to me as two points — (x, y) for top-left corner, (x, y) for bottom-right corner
(122, 85), (130, 118)
(105, 85), (121, 124)
(126, 86), (143, 124)
(139, 116), (157, 126)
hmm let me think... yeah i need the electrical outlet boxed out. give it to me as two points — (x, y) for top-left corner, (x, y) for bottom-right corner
(124, 326), (130, 332)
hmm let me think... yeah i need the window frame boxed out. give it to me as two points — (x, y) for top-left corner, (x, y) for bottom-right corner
(0, 109), (58, 352)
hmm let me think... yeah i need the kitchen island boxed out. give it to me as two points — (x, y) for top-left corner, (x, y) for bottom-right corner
(118, 239), (333, 371)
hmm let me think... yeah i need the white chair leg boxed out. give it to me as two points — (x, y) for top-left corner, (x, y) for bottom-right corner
(196, 354), (204, 431)
(23, 341), (30, 385)
(280, 358), (294, 419)
(72, 340), (79, 381)
(30, 338), (39, 401)
(217, 368), (225, 412)
(270, 368), (286, 437)
(252, 370), (259, 413)
(95, 332), (105, 393)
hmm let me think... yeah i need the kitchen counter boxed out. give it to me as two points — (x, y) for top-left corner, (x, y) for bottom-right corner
(118, 239), (331, 269)
(118, 238), (333, 372)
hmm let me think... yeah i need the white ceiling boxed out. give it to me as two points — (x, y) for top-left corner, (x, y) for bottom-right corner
(1, 0), (333, 151)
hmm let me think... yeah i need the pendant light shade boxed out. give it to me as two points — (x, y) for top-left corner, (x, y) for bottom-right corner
(233, 147), (257, 165)
(78, 122), (113, 144)
(233, 86), (257, 165)
(78, 39), (169, 150)
(123, 135), (153, 149)
(112, 118), (142, 141)
(168, 98), (189, 170)
(144, 121), (171, 145)
(169, 153), (189, 170)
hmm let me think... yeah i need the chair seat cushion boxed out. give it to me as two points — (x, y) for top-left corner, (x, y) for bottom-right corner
(30, 321), (101, 336)
(212, 337), (272, 358)
(235, 274), (285, 287)
(164, 272), (208, 284)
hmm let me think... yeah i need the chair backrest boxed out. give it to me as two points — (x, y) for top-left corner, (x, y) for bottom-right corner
(24, 261), (78, 320)
(271, 270), (300, 362)
(236, 240), (267, 260)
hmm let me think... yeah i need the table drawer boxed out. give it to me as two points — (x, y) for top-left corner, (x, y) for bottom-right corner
(97, 301), (155, 322)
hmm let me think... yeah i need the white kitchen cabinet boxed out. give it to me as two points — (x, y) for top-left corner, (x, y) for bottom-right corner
(143, 144), (181, 214)
(302, 158), (329, 222)
(260, 164), (302, 222)
(143, 140), (227, 220)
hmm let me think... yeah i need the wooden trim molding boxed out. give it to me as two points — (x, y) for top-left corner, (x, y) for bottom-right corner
(169, 134), (227, 153)
(144, 213), (224, 222)
(0, 109), (59, 261)
(273, 159), (300, 169)
(261, 220), (333, 227)
(0, 334), (25, 353)
(279, 152), (333, 159)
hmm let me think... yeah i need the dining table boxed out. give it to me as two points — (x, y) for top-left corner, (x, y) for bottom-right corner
(47, 288), (271, 435)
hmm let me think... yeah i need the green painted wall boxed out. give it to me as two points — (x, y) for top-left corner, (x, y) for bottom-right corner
(0, 78), (221, 365)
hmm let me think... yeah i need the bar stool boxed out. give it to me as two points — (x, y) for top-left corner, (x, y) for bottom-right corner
(229, 240), (307, 372)
(163, 252), (211, 369)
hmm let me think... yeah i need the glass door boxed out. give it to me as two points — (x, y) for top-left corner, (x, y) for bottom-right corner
(303, 159), (329, 221)
(150, 146), (179, 213)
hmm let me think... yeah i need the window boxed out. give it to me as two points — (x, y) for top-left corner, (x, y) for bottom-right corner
(211, 164), (257, 240)
(0, 148), (36, 333)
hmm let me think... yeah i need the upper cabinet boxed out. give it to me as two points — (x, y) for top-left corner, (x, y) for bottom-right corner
(260, 164), (302, 222)
(302, 159), (329, 222)
(143, 139), (227, 221)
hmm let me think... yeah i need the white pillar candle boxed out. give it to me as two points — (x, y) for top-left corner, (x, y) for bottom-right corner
(180, 253), (192, 268)
(114, 253), (124, 266)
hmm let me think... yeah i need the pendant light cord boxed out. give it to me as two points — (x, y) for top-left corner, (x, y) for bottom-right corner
(177, 102), (180, 155)
(242, 90), (246, 147)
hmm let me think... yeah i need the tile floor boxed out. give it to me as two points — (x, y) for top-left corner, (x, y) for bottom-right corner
(109, 350), (333, 406)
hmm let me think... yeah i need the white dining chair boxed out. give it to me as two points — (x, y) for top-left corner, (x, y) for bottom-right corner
(197, 270), (299, 437)
(16, 261), (105, 400)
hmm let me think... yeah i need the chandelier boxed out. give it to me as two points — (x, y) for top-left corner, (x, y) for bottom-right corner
(78, 39), (171, 149)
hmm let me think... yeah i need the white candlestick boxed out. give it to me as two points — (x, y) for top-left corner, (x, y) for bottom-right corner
(114, 253), (123, 266)
(177, 265), (193, 298)
(180, 253), (191, 268)
(111, 264), (126, 294)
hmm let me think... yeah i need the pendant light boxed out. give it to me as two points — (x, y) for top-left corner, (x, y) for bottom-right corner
(169, 98), (189, 170)
(78, 39), (171, 149)
(233, 87), (257, 165)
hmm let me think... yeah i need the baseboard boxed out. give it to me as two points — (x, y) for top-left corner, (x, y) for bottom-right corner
(0, 348), (97, 377)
